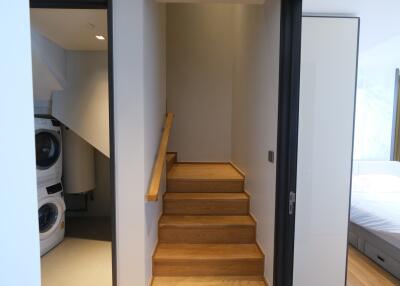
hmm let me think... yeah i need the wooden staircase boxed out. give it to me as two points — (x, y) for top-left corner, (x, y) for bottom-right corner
(151, 153), (266, 285)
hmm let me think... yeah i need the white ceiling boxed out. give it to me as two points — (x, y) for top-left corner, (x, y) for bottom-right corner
(30, 2), (400, 53)
(30, 9), (107, 51)
(303, 0), (400, 52)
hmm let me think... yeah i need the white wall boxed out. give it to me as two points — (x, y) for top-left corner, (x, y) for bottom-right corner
(31, 29), (67, 90)
(31, 37), (112, 212)
(303, 1), (400, 161)
(113, 0), (166, 285)
(231, 1), (281, 284)
(293, 17), (359, 286)
(52, 51), (110, 157)
(143, 1), (166, 284)
(113, 0), (146, 284)
(31, 30), (66, 115)
(0, 1), (41, 286)
(31, 53), (62, 114)
(167, 4), (233, 162)
(31, 33), (110, 155)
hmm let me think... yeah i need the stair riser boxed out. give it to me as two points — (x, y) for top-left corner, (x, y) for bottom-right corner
(159, 226), (256, 243)
(167, 180), (244, 193)
(153, 259), (264, 276)
(164, 200), (249, 215)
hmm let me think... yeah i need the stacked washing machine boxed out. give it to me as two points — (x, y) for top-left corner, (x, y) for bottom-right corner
(35, 117), (66, 256)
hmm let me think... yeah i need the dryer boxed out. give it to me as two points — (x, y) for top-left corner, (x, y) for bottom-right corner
(35, 117), (62, 186)
(38, 183), (66, 256)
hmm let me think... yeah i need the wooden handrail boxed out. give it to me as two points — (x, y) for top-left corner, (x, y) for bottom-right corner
(146, 112), (174, 201)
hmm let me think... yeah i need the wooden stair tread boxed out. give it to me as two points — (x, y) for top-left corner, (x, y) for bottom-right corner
(168, 163), (244, 181)
(152, 276), (266, 286)
(154, 243), (263, 261)
(164, 192), (248, 200)
(159, 215), (255, 227)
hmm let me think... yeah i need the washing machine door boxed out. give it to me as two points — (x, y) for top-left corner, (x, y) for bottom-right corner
(38, 196), (65, 240)
(35, 131), (61, 170)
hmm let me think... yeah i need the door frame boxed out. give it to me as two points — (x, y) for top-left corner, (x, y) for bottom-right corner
(274, 0), (303, 285)
(30, 0), (107, 9)
(30, 1), (304, 285)
(29, 1), (117, 286)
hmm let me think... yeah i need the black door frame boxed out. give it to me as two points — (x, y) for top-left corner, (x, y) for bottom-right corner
(274, 0), (303, 285)
(30, 0), (107, 9)
(29, 1), (117, 286)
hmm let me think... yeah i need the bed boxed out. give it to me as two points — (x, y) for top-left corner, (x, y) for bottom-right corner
(350, 161), (400, 279)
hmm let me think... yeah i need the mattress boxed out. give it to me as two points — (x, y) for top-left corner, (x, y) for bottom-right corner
(351, 174), (400, 249)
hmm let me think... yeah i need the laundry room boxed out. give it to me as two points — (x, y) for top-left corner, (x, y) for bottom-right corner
(30, 8), (113, 286)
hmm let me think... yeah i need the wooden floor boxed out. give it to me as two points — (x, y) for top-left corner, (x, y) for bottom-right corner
(347, 246), (400, 286)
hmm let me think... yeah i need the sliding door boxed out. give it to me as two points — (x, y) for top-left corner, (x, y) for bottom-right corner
(292, 16), (359, 286)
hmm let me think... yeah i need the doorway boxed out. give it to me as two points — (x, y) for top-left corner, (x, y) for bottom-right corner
(29, 1), (116, 286)
(145, 1), (299, 285)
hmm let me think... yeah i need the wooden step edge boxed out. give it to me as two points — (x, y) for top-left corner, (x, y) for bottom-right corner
(245, 191), (251, 214)
(153, 252), (265, 262)
(151, 276), (268, 286)
(159, 216), (256, 228)
(158, 222), (256, 229)
(173, 162), (232, 165)
(152, 242), (161, 261)
(153, 244), (265, 261)
(167, 178), (245, 182)
(152, 255), (265, 263)
(163, 192), (250, 201)
(248, 212), (258, 236)
(255, 242), (266, 260)
(239, 211), (265, 260)
(230, 161), (246, 178)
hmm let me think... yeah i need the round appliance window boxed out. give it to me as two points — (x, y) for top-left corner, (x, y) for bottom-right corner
(35, 132), (60, 169)
(38, 203), (59, 233)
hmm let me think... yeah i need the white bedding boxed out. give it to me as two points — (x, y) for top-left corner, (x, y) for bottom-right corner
(351, 174), (400, 248)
